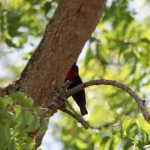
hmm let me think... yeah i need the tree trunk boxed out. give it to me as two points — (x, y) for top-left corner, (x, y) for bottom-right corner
(19, 0), (106, 107)
(1, 0), (106, 147)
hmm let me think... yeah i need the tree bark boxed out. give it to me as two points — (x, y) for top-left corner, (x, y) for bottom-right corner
(1, 0), (106, 147)
(18, 0), (106, 107)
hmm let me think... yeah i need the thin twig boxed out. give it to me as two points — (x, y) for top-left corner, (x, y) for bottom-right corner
(66, 101), (91, 127)
(66, 79), (150, 122)
(59, 105), (89, 129)
(91, 120), (117, 130)
(66, 101), (81, 117)
(1, 78), (150, 128)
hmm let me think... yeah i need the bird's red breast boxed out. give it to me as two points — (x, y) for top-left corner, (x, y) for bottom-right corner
(65, 68), (78, 79)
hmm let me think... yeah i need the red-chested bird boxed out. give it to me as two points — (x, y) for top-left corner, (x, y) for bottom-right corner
(65, 63), (88, 116)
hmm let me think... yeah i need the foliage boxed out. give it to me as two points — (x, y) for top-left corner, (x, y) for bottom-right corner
(0, 0), (150, 150)
(0, 0), (60, 86)
(0, 0), (59, 49)
(53, 116), (150, 150)
(0, 92), (48, 150)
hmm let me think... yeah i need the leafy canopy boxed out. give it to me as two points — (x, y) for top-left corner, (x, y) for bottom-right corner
(0, 0), (150, 149)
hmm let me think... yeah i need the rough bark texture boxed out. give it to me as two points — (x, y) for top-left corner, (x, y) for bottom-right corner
(18, 0), (106, 107)
(1, 0), (106, 147)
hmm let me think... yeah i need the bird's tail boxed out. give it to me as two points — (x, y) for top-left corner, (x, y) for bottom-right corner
(80, 105), (88, 116)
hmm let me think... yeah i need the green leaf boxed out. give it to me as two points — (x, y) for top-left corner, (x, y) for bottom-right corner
(44, 2), (51, 15)
(8, 138), (16, 150)
(137, 118), (150, 133)
(15, 108), (28, 130)
(22, 51), (35, 60)
(7, 11), (22, 22)
(90, 134), (99, 149)
(5, 38), (18, 48)
(6, 112), (16, 128)
(0, 97), (13, 108)
(22, 137), (35, 149)
(14, 106), (21, 117)
(84, 48), (94, 66)
(24, 97), (34, 107)
(75, 138), (88, 149)
(141, 38), (150, 44)
(123, 140), (132, 150)
(37, 119), (48, 136)
(10, 92), (33, 107)
(0, 111), (5, 120)
(8, 30), (22, 37)
(0, 125), (10, 147)
(10, 92), (25, 102)
(104, 137), (113, 150)
(25, 110), (34, 126)
(25, 115), (39, 132)
(100, 136), (110, 150)
(31, 106), (41, 113)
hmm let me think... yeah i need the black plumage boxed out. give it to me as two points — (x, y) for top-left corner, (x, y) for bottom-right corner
(65, 63), (88, 116)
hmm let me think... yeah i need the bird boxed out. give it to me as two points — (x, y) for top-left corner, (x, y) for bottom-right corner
(65, 63), (88, 116)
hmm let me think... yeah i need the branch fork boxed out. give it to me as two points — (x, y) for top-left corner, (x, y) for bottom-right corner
(45, 79), (150, 129)
(45, 79), (89, 129)
(1, 78), (150, 129)
(48, 79), (72, 114)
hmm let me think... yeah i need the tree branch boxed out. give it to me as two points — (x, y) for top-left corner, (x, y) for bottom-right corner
(66, 79), (150, 121)
(0, 80), (20, 97)
(1, 0), (107, 147)
(36, 78), (150, 132)
(66, 101), (81, 117)
(1, 78), (149, 146)
(1, 78), (150, 130)
(59, 104), (89, 129)
(91, 120), (117, 130)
